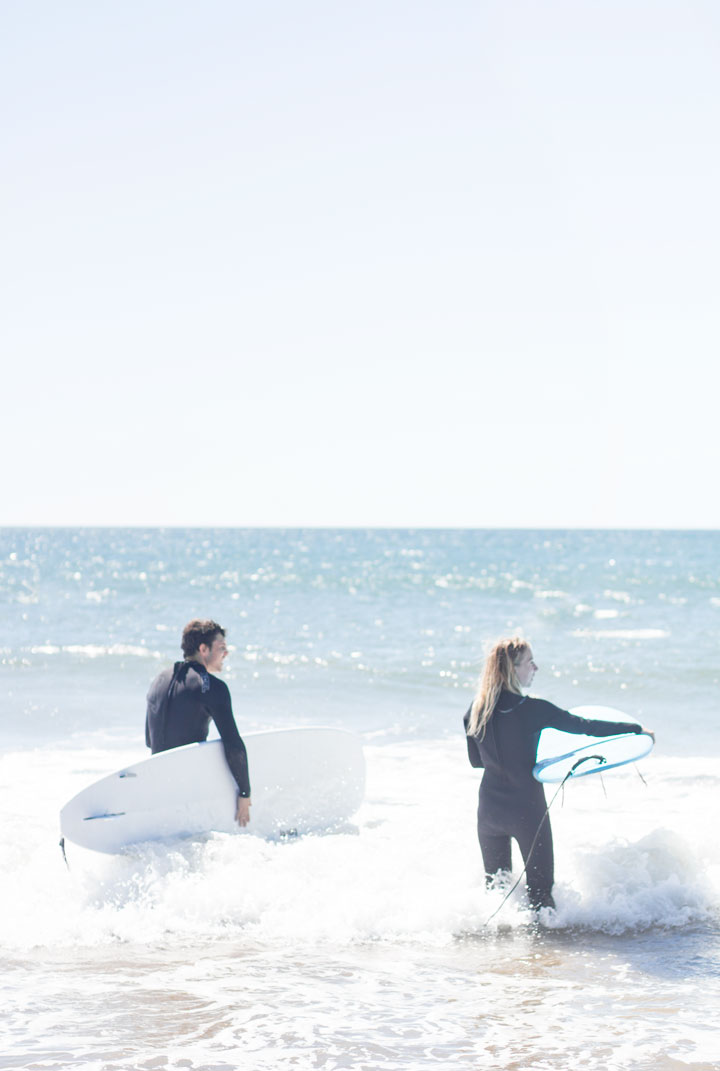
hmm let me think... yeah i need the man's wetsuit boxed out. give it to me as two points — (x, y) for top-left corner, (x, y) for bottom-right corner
(464, 691), (642, 909)
(146, 660), (250, 798)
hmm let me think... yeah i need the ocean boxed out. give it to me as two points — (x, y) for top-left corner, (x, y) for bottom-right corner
(1, 527), (719, 1070)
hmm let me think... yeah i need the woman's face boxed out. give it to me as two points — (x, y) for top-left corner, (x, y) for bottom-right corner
(514, 648), (538, 688)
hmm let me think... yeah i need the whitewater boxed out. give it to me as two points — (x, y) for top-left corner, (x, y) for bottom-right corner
(1, 527), (719, 1070)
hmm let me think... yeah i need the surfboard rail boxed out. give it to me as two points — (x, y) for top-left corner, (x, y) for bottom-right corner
(533, 731), (654, 782)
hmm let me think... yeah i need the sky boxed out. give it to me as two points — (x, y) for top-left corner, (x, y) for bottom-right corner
(2, 0), (719, 528)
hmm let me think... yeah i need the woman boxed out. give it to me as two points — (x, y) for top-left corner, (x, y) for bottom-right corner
(464, 636), (650, 911)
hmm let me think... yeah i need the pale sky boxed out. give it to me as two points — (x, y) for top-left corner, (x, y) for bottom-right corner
(3, 0), (719, 528)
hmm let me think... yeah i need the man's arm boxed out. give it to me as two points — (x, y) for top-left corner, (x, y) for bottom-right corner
(208, 678), (252, 823)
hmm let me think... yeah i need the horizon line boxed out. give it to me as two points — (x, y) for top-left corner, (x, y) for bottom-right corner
(1, 523), (719, 533)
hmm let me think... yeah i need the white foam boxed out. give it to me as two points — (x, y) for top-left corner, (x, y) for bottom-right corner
(28, 644), (162, 659)
(2, 739), (719, 1071)
(572, 628), (670, 640)
(550, 828), (714, 933)
(1, 740), (717, 953)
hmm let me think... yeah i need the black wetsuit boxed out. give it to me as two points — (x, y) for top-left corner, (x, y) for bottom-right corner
(463, 691), (641, 909)
(146, 660), (250, 798)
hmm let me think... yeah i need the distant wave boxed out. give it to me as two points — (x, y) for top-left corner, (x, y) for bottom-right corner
(29, 644), (161, 659)
(571, 628), (670, 640)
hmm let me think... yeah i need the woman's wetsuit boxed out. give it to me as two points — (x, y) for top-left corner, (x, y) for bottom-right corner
(464, 691), (642, 909)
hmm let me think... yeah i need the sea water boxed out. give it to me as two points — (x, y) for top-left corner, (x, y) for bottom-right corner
(1, 528), (719, 1071)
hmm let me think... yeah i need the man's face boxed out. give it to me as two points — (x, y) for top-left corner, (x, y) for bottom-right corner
(202, 634), (228, 673)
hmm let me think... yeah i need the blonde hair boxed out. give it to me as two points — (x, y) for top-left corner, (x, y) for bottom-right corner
(467, 636), (530, 738)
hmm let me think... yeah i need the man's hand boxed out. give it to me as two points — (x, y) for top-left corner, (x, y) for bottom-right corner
(236, 796), (251, 827)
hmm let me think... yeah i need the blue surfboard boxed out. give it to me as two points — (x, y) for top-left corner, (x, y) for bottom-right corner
(533, 705), (654, 783)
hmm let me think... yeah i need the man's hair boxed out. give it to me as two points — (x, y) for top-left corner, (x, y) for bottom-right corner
(181, 619), (225, 658)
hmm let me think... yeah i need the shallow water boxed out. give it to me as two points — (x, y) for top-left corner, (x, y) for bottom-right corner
(1, 528), (719, 1069)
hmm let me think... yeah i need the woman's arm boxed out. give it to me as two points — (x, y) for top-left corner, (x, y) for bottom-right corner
(535, 698), (645, 737)
(463, 708), (485, 768)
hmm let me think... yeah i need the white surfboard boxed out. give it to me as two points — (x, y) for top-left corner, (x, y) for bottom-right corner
(533, 705), (654, 783)
(60, 727), (365, 853)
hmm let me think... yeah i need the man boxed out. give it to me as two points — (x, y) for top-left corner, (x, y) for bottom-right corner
(145, 619), (251, 827)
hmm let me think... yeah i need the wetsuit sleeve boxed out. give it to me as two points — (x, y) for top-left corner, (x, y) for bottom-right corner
(209, 681), (251, 797)
(145, 669), (172, 752)
(463, 707), (484, 768)
(534, 699), (643, 737)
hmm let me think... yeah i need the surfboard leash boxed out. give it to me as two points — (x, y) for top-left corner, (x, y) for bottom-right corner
(633, 764), (648, 786)
(482, 753), (607, 926)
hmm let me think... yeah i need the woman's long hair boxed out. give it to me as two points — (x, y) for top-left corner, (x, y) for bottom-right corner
(467, 636), (530, 738)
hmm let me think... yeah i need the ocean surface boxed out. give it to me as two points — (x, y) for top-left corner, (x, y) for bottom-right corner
(1, 527), (719, 1071)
